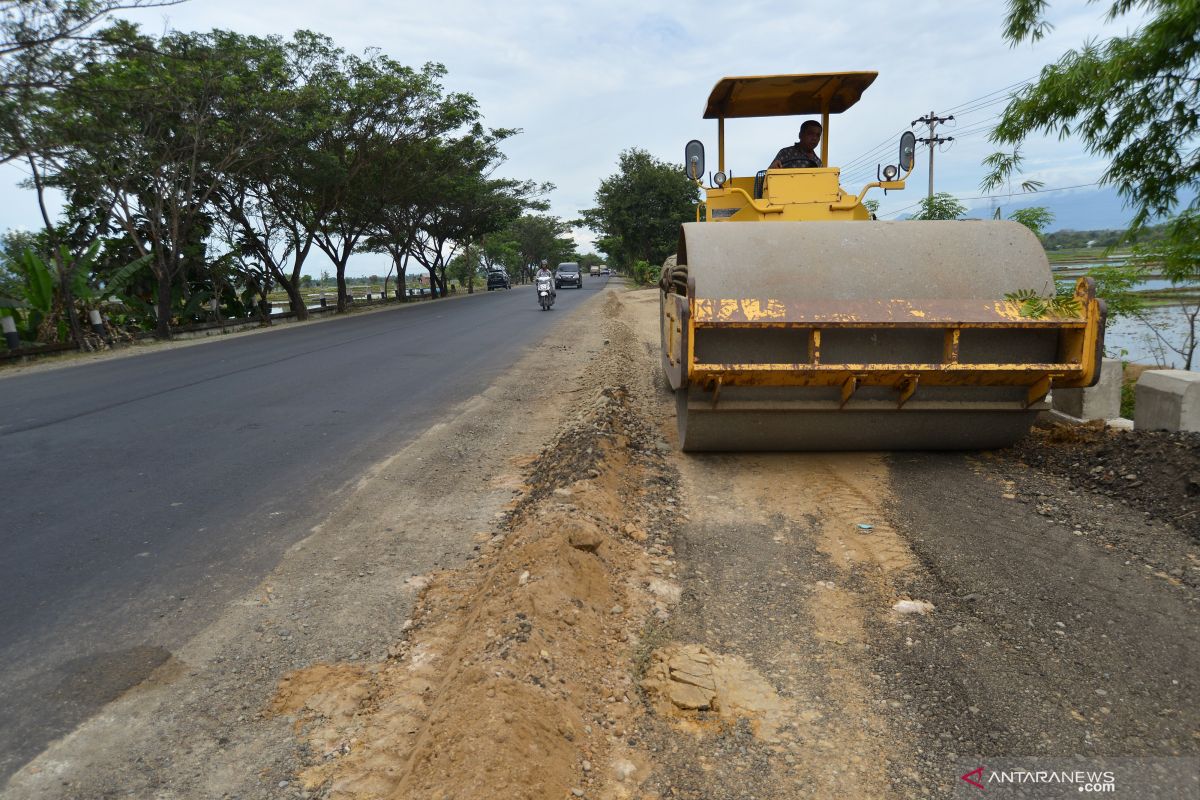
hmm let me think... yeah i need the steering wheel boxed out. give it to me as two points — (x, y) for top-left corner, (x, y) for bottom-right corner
(779, 153), (820, 169)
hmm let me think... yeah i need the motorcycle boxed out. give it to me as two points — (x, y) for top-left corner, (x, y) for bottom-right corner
(536, 275), (555, 311)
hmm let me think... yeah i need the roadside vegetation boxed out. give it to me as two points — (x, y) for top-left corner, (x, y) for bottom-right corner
(0, 2), (589, 352)
(982, 0), (1199, 366)
(579, 148), (700, 285)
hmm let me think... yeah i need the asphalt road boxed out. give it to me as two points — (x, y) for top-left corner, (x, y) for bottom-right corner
(0, 276), (608, 782)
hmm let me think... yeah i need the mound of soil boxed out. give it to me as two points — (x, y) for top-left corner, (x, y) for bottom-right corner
(1003, 424), (1200, 543)
(269, 307), (684, 800)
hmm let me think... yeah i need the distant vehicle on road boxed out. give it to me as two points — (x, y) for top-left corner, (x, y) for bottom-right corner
(590, 264), (601, 276)
(555, 262), (583, 289)
(486, 271), (511, 291)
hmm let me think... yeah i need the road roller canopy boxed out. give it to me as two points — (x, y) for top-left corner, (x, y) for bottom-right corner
(702, 72), (878, 119)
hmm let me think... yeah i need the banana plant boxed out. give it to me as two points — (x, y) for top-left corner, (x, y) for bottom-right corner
(14, 242), (152, 342)
(15, 247), (55, 340)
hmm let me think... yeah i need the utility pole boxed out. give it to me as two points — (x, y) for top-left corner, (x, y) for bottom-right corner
(912, 111), (954, 201)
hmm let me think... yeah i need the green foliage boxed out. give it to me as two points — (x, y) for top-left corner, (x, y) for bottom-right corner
(447, 249), (481, 287)
(862, 198), (880, 216)
(1133, 210), (1200, 285)
(1007, 206), (1055, 238)
(504, 214), (575, 277)
(103, 250), (152, 295)
(0, 228), (40, 300)
(989, 0), (1200, 230)
(629, 260), (659, 287)
(1042, 228), (1136, 251)
(5, 19), (542, 332)
(980, 146), (1044, 194)
(1120, 367), (1137, 418)
(1004, 286), (1082, 318)
(18, 248), (53, 313)
(0, 0), (174, 165)
(580, 148), (700, 269)
(910, 192), (967, 221)
(1087, 263), (1145, 322)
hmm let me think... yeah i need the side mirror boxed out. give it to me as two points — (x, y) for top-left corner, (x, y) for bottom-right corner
(899, 131), (916, 172)
(684, 140), (705, 180)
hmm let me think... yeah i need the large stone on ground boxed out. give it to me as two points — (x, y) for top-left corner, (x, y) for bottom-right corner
(1134, 369), (1200, 432)
(1052, 358), (1122, 420)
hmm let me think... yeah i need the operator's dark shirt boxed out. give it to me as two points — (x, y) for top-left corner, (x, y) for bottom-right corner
(772, 143), (821, 168)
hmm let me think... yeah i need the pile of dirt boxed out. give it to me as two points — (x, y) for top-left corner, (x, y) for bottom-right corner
(1003, 424), (1200, 543)
(270, 308), (682, 800)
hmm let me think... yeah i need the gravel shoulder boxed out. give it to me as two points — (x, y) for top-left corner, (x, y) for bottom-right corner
(5, 286), (1197, 800)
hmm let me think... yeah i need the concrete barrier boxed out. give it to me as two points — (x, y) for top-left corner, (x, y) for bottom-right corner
(1052, 358), (1122, 420)
(1134, 369), (1200, 432)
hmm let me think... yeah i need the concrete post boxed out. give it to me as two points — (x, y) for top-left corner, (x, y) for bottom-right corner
(1, 315), (19, 350)
(1134, 370), (1200, 432)
(1052, 358), (1123, 420)
(87, 309), (105, 337)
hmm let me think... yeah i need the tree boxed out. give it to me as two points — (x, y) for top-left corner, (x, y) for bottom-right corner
(580, 148), (699, 269)
(577, 252), (603, 271)
(910, 192), (966, 220)
(477, 229), (522, 282)
(0, 0), (181, 165)
(507, 214), (574, 283)
(210, 31), (344, 323)
(1008, 206), (1055, 238)
(986, 0), (1199, 231)
(0, 228), (36, 302)
(307, 54), (470, 312)
(402, 128), (536, 299)
(447, 249), (480, 291)
(49, 27), (285, 338)
(1127, 210), (1200, 368)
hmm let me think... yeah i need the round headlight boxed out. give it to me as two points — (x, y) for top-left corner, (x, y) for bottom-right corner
(713, 171), (728, 188)
(882, 164), (899, 181)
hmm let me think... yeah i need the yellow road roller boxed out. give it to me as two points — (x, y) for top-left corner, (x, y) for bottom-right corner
(660, 72), (1105, 451)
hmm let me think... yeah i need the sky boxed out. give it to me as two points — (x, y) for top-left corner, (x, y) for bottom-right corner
(0, 0), (1155, 274)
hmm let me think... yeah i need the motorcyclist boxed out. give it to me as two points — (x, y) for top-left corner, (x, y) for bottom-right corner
(535, 264), (556, 298)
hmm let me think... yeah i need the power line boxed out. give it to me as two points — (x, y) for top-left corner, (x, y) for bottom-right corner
(946, 94), (1013, 119)
(943, 75), (1038, 114)
(880, 180), (1104, 219)
(839, 128), (910, 173)
(838, 74), (1037, 176)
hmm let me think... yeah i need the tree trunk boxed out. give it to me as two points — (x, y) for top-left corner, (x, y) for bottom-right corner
(336, 269), (348, 312)
(281, 277), (308, 321)
(155, 272), (172, 340)
(60, 283), (88, 351)
(383, 260), (396, 301)
(465, 242), (473, 294)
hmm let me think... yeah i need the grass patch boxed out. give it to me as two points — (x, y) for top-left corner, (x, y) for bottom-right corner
(1121, 376), (1137, 419)
(1121, 361), (1157, 419)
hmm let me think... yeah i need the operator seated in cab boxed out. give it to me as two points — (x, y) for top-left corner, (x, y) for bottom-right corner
(769, 119), (822, 169)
